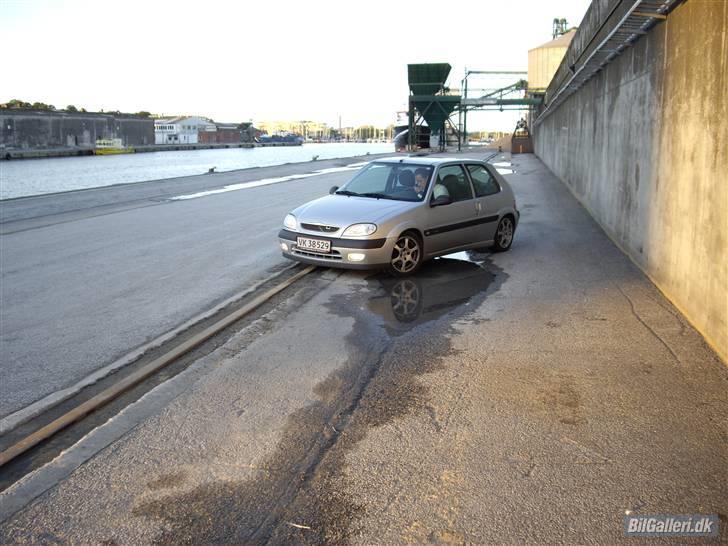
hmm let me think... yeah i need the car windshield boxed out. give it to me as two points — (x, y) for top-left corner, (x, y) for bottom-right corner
(336, 163), (434, 202)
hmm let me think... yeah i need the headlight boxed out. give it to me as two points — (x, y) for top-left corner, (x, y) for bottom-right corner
(342, 223), (377, 237)
(283, 214), (297, 230)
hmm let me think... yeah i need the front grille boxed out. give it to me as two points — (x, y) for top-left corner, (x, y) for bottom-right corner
(300, 223), (339, 233)
(292, 248), (343, 260)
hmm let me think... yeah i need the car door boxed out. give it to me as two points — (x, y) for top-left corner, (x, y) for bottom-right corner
(466, 163), (507, 243)
(423, 164), (479, 255)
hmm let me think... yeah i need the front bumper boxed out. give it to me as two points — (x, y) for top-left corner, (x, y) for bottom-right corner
(278, 229), (393, 270)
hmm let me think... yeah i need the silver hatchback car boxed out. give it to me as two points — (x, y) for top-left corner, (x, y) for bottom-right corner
(278, 157), (519, 275)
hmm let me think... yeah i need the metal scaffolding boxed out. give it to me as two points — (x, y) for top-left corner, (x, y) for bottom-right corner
(405, 66), (544, 152)
(457, 71), (540, 151)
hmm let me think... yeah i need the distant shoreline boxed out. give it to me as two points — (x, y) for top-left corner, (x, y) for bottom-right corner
(0, 141), (313, 161)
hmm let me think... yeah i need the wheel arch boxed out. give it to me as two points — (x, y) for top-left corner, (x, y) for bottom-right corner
(496, 208), (518, 229)
(388, 220), (424, 244)
(501, 211), (517, 223)
(398, 226), (424, 242)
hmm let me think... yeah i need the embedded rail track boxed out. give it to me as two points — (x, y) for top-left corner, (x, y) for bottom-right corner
(0, 265), (316, 486)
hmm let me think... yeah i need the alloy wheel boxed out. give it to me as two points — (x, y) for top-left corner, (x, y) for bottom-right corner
(496, 217), (514, 249)
(390, 234), (421, 274)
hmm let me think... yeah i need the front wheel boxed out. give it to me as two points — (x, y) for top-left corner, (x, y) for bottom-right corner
(492, 216), (515, 252)
(388, 232), (423, 276)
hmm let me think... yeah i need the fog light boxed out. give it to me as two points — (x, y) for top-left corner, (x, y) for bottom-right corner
(347, 253), (365, 262)
(280, 243), (288, 251)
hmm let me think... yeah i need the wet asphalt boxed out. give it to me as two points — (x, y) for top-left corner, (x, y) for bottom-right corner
(1, 154), (726, 544)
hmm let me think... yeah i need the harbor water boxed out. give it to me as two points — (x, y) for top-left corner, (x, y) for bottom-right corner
(0, 142), (393, 200)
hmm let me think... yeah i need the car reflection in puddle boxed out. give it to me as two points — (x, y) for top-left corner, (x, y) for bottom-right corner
(366, 250), (496, 335)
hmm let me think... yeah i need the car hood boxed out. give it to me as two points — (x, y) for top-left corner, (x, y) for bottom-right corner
(293, 195), (418, 227)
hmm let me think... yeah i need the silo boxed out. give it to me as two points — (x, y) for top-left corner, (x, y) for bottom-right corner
(528, 29), (577, 93)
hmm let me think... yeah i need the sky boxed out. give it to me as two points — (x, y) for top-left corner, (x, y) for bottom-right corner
(0, 0), (590, 131)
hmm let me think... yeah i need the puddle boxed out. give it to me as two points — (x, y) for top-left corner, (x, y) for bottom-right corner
(439, 248), (492, 264)
(132, 258), (506, 544)
(366, 257), (496, 335)
(492, 161), (515, 175)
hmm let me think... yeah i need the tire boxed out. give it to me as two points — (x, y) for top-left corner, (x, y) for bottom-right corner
(388, 231), (423, 276)
(492, 215), (515, 252)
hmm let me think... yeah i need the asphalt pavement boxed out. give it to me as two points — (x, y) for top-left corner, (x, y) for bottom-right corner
(0, 153), (726, 543)
(0, 154), (387, 423)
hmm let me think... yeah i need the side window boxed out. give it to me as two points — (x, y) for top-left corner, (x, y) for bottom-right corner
(435, 165), (473, 202)
(467, 164), (500, 197)
(394, 167), (416, 191)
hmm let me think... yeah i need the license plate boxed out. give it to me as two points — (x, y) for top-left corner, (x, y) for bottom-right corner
(296, 236), (331, 253)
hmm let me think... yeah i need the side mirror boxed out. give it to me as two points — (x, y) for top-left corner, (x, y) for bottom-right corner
(329, 186), (339, 195)
(430, 195), (452, 207)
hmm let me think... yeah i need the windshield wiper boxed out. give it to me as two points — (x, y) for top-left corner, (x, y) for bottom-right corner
(335, 190), (360, 196)
(359, 192), (396, 200)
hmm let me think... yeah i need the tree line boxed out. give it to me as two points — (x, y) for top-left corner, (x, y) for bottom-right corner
(0, 99), (151, 118)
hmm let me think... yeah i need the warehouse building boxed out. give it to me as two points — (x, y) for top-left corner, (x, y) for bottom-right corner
(0, 110), (154, 150)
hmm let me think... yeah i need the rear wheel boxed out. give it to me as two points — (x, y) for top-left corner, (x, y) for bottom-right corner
(389, 232), (423, 276)
(492, 216), (515, 251)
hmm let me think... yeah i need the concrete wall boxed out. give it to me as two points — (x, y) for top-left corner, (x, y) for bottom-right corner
(0, 111), (154, 149)
(534, 0), (728, 362)
(114, 118), (154, 146)
(544, 0), (622, 99)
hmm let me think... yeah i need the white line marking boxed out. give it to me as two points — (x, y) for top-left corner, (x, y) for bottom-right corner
(169, 163), (364, 201)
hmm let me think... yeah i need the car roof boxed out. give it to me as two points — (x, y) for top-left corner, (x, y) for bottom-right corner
(372, 156), (487, 166)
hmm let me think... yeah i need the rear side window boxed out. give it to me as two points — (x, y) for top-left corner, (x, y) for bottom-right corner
(435, 165), (473, 202)
(467, 164), (500, 197)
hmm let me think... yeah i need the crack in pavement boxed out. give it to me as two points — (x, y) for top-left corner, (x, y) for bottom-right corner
(615, 284), (681, 364)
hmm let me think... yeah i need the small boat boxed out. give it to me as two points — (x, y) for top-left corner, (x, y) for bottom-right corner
(95, 138), (135, 155)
